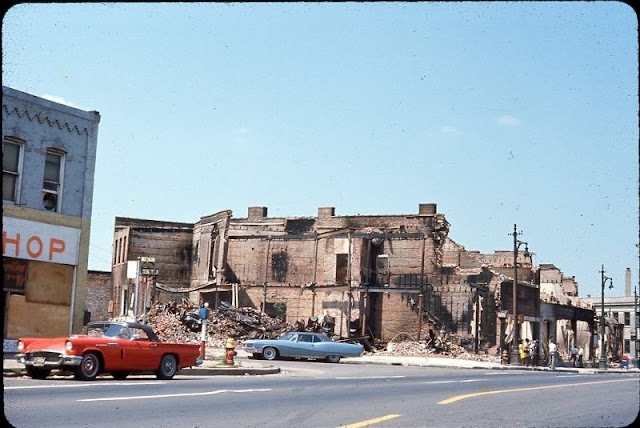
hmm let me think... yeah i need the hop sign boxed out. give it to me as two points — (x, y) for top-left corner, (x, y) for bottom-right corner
(140, 256), (158, 276)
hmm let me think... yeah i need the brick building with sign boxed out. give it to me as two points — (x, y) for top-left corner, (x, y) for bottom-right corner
(2, 86), (100, 343)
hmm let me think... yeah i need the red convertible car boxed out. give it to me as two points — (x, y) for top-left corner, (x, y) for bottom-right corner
(15, 321), (203, 381)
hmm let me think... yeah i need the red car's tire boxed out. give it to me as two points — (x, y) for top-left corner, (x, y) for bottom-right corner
(156, 354), (178, 380)
(74, 352), (101, 381)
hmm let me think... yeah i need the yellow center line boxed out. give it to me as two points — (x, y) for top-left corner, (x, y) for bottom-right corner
(341, 414), (402, 428)
(438, 378), (638, 405)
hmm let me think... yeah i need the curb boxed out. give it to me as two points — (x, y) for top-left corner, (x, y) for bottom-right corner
(3, 365), (280, 378)
(5, 355), (637, 377)
(340, 357), (639, 374)
(180, 366), (280, 376)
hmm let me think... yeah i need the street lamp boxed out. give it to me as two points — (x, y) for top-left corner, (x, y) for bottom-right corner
(598, 265), (613, 370)
(509, 224), (528, 366)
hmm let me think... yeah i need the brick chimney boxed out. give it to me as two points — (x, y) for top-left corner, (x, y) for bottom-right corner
(248, 206), (268, 218)
(625, 267), (631, 297)
(318, 207), (335, 219)
(418, 203), (437, 215)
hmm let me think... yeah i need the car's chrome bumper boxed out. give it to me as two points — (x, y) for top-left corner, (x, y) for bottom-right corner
(16, 353), (83, 367)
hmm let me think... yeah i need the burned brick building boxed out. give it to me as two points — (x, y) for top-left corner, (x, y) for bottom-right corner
(111, 217), (194, 320)
(109, 203), (594, 354)
(187, 203), (451, 343)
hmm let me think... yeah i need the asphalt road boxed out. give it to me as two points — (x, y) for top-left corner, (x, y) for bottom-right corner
(4, 360), (639, 428)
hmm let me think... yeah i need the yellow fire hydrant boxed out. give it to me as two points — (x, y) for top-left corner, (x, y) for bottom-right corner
(225, 337), (237, 365)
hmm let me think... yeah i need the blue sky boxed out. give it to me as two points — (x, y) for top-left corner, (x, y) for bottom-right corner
(2, 2), (638, 299)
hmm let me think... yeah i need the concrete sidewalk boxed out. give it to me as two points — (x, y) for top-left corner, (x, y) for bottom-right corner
(4, 349), (638, 378)
(343, 354), (639, 374)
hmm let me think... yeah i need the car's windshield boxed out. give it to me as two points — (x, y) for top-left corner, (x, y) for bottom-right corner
(83, 323), (125, 338)
(281, 332), (296, 341)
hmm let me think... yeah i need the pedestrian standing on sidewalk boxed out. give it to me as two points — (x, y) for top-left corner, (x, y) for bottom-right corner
(570, 345), (578, 367)
(529, 339), (538, 366)
(524, 339), (531, 366)
(549, 340), (558, 369)
(577, 346), (584, 368)
(199, 302), (211, 342)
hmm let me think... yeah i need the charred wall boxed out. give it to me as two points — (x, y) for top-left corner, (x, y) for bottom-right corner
(86, 270), (112, 321)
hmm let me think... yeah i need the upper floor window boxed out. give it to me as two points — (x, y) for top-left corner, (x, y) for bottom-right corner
(43, 150), (64, 212)
(624, 311), (630, 326)
(3, 139), (23, 202)
(113, 238), (120, 266)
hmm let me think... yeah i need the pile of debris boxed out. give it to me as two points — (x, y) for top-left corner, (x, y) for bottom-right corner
(144, 300), (297, 348)
(140, 299), (498, 363)
(370, 330), (500, 364)
(371, 340), (499, 363)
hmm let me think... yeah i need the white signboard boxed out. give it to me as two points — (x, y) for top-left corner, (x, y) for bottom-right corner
(2, 217), (81, 265)
(127, 260), (139, 279)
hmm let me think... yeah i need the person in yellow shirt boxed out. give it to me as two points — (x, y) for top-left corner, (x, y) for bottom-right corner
(518, 339), (526, 364)
(524, 339), (531, 366)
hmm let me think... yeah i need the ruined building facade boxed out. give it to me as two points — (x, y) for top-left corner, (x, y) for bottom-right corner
(109, 203), (594, 355)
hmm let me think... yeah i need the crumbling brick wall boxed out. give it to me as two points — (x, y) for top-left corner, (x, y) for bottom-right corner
(373, 292), (423, 341)
(86, 270), (112, 321)
(110, 217), (194, 317)
(238, 285), (356, 337)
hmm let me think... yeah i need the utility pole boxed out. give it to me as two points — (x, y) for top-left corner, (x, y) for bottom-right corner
(509, 224), (528, 366)
(134, 257), (140, 320)
(598, 265), (613, 369)
(262, 282), (268, 313)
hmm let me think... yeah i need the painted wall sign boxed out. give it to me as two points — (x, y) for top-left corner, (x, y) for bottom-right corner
(2, 217), (80, 265)
(3, 257), (27, 289)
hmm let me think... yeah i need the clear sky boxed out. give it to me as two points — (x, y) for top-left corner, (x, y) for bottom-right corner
(2, 2), (638, 300)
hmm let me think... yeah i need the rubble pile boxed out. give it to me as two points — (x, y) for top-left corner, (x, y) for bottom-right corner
(144, 300), (296, 348)
(145, 301), (197, 343)
(142, 300), (498, 363)
(371, 338), (501, 363)
(209, 302), (294, 344)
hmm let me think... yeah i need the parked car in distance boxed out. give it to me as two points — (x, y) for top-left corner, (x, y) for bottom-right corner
(16, 321), (203, 381)
(242, 331), (364, 363)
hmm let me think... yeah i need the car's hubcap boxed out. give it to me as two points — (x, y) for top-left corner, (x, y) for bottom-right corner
(163, 357), (176, 374)
(83, 356), (96, 374)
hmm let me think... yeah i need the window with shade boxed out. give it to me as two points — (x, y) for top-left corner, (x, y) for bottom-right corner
(43, 150), (64, 212)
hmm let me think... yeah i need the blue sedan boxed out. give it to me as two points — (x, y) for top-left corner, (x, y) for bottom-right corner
(242, 332), (364, 363)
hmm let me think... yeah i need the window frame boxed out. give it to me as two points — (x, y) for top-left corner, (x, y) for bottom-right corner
(42, 149), (65, 212)
(3, 138), (24, 203)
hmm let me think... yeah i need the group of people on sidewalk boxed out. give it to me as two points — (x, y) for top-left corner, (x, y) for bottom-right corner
(514, 338), (584, 369)
(518, 338), (538, 366)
